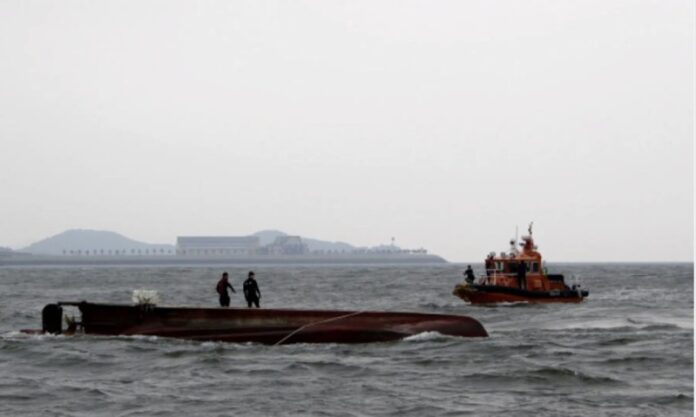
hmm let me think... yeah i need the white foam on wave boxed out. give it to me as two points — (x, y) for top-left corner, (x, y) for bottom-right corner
(545, 315), (694, 331)
(496, 301), (531, 306)
(125, 334), (160, 342)
(635, 316), (693, 330)
(0, 330), (66, 341)
(2, 330), (25, 338)
(547, 318), (629, 330)
(403, 331), (448, 342)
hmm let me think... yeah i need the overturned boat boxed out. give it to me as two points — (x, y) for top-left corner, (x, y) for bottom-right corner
(30, 300), (488, 344)
(453, 223), (589, 304)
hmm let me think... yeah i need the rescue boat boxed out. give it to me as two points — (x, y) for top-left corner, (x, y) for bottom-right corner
(453, 223), (589, 304)
(26, 300), (488, 344)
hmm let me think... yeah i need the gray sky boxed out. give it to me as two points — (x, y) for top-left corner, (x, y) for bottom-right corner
(0, 1), (693, 262)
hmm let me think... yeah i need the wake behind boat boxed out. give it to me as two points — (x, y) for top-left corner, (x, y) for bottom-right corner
(453, 223), (589, 304)
(27, 301), (488, 344)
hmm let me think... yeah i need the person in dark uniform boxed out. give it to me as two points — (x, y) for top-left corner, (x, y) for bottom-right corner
(484, 256), (494, 277)
(243, 271), (261, 308)
(216, 272), (236, 307)
(517, 261), (528, 290)
(464, 265), (476, 284)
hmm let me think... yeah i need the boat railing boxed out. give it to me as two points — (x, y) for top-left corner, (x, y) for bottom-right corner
(480, 271), (518, 286)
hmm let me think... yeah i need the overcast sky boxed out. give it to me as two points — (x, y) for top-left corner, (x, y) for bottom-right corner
(0, 1), (693, 262)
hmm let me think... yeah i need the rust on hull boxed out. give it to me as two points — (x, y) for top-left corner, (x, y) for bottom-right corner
(32, 302), (488, 344)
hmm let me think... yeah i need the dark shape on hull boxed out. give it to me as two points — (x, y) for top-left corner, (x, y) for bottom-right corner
(42, 304), (63, 334)
(31, 302), (488, 344)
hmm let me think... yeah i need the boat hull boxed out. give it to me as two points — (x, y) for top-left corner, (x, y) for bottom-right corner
(453, 283), (588, 304)
(35, 302), (488, 344)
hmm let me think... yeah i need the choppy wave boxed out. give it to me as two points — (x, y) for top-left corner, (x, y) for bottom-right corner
(402, 331), (451, 342)
(0, 263), (692, 417)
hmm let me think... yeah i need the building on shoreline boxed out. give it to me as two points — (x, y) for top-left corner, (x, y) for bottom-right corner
(260, 236), (309, 255)
(176, 236), (260, 256)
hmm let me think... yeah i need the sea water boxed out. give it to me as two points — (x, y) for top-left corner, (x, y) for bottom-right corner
(0, 264), (692, 416)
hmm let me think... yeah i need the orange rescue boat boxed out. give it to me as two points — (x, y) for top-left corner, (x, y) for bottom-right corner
(453, 223), (588, 304)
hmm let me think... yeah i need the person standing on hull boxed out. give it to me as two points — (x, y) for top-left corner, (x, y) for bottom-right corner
(243, 271), (261, 308)
(517, 261), (528, 290)
(216, 272), (236, 307)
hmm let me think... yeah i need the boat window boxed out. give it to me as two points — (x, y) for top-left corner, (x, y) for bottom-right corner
(531, 262), (539, 272)
(508, 262), (518, 273)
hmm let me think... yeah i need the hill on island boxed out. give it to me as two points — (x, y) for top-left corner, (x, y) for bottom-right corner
(20, 229), (396, 255)
(21, 230), (174, 255)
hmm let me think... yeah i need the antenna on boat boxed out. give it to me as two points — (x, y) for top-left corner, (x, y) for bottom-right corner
(510, 226), (519, 255)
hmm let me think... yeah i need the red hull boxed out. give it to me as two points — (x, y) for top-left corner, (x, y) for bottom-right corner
(31, 302), (488, 344)
(453, 284), (586, 304)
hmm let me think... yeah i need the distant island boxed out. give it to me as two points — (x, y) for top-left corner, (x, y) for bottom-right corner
(20, 229), (174, 256)
(0, 229), (446, 266)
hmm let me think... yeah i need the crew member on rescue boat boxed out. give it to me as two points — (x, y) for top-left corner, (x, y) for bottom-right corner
(464, 265), (476, 284)
(517, 261), (527, 290)
(485, 254), (494, 277)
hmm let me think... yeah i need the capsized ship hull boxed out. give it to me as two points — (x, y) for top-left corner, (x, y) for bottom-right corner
(32, 302), (488, 344)
(453, 283), (588, 304)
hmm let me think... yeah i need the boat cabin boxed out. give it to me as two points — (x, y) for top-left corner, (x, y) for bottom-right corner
(480, 224), (569, 292)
